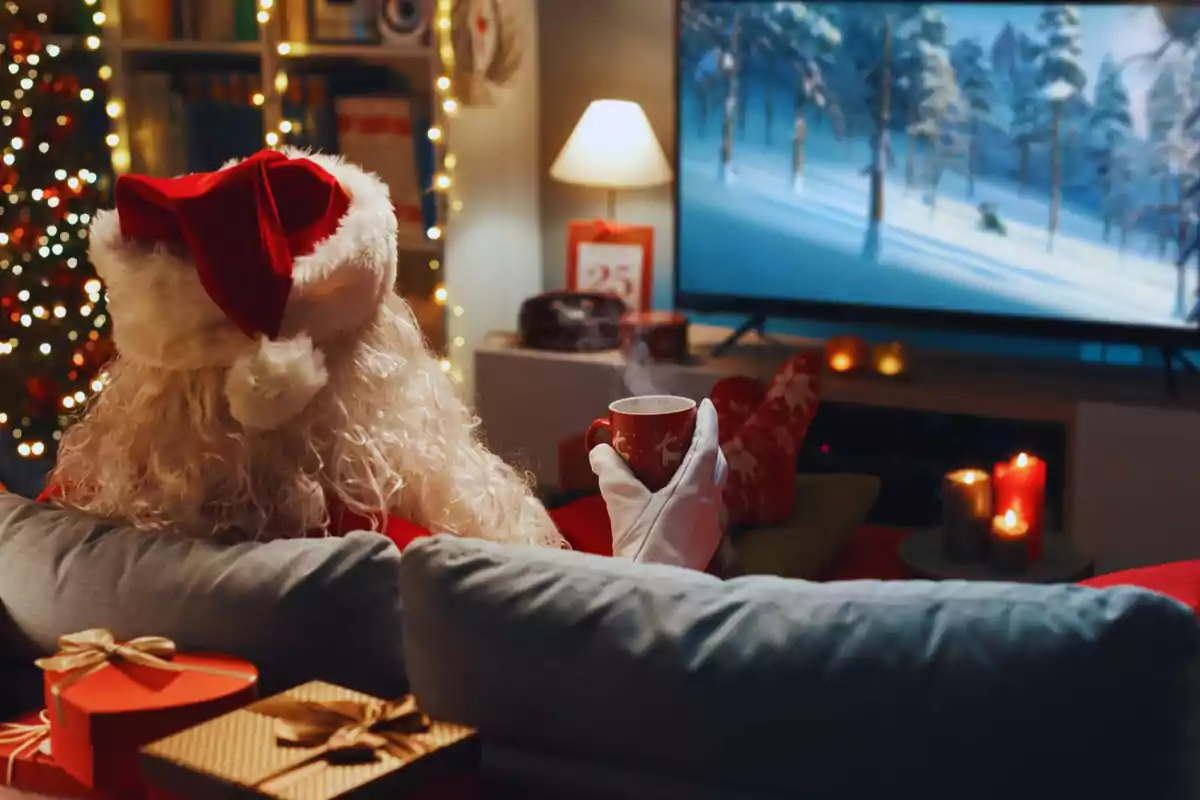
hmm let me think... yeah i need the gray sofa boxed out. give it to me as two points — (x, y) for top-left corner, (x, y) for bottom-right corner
(2, 494), (1198, 799)
(0, 493), (408, 699)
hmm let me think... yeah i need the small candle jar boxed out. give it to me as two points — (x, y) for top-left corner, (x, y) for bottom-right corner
(942, 469), (992, 562)
(872, 342), (908, 377)
(825, 336), (868, 374)
(990, 509), (1029, 574)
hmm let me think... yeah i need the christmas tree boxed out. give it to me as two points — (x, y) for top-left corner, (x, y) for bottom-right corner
(0, 2), (112, 463)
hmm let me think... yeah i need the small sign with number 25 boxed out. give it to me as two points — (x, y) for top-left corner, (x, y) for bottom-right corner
(576, 243), (645, 311)
(566, 221), (654, 313)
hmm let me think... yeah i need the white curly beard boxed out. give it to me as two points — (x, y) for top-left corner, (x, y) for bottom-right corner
(51, 295), (564, 548)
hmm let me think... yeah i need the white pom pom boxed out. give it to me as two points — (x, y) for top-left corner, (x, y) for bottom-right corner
(225, 336), (328, 430)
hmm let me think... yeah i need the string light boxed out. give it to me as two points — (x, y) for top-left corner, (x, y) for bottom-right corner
(82, 1), (127, 174)
(429, 0), (463, 379)
(259, 2), (297, 148)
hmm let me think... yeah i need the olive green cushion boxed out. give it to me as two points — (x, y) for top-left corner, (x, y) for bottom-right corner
(732, 474), (880, 580)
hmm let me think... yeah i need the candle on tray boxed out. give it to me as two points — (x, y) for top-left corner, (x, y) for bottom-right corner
(941, 469), (992, 562)
(825, 336), (868, 374)
(990, 509), (1030, 574)
(993, 452), (1046, 561)
(872, 342), (908, 377)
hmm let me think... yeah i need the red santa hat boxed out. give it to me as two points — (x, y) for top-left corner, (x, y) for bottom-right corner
(87, 149), (398, 430)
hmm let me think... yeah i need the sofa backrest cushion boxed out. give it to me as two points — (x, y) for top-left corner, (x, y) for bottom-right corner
(0, 494), (407, 700)
(400, 536), (1200, 800)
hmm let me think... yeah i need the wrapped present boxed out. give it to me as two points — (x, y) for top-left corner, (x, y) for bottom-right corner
(36, 629), (258, 795)
(141, 681), (479, 799)
(0, 710), (92, 798)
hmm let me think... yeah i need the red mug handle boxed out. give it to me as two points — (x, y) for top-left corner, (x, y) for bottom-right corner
(585, 418), (612, 452)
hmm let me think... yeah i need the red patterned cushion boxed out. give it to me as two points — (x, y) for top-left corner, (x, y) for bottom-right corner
(720, 351), (822, 526)
(1081, 561), (1200, 615)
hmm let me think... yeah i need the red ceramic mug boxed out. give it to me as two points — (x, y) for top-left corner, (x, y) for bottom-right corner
(585, 395), (698, 492)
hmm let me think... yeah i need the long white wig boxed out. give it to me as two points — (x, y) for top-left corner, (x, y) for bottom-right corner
(52, 296), (562, 546)
(51, 151), (563, 547)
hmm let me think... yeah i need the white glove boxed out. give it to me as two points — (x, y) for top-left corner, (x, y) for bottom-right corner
(589, 398), (728, 569)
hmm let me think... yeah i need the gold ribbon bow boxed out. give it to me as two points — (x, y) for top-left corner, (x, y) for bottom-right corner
(249, 696), (434, 791)
(592, 219), (618, 239)
(34, 628), (254, 723)
(0, 710), (51, 786)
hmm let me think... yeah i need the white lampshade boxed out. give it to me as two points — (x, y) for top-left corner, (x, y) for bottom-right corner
(550, 99), (674, 190)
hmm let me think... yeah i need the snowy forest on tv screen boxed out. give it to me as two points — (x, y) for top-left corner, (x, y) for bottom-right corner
(677, 3), (1200, 330)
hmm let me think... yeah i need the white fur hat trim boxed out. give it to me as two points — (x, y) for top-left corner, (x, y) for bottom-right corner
(87, 149), (398, 430)
(226, 335), (328, 430)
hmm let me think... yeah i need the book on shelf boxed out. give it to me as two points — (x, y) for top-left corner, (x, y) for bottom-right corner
(336, 95), (433, 243)
(127, 72), (184, 177)
(279, 0), (311, 43)
(160, 0), (258, 42)
(311, 0), (381, 43)
(121, 0), (173, 41)
(127, 71), (265, 175)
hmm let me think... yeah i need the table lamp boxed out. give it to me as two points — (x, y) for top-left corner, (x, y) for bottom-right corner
(550, 99), (673, 220)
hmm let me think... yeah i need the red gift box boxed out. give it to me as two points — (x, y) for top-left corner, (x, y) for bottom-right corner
(0, 710), (93, 798)
(36, 629), (258, 796)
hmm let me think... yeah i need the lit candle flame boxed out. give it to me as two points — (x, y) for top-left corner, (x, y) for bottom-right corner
(1015, 453), (1029, 468)
(994, 508), (1028, 539)
(830, 352), (853, 372)
(949, 469), (987, 486)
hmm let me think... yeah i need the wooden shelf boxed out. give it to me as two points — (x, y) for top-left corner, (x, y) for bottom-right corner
(277, 42), (431, 61)
(119, 39), (261, 57)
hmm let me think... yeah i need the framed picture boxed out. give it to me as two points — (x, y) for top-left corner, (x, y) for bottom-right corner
(566, 220), (654, 313)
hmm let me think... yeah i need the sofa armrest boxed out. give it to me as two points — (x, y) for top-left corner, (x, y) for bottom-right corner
(1082, 561), (1200, 616)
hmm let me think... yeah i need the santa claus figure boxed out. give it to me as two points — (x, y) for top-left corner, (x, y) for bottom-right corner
(48, 149), (726, 567)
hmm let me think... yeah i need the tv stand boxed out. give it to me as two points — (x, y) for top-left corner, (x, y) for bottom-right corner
(476, 325), (1200, 574)
(711, 314), (774, 357)
(1159, 347), (1199, 398)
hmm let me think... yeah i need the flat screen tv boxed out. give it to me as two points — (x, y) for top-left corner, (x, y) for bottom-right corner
(675, 2), (1200, 346)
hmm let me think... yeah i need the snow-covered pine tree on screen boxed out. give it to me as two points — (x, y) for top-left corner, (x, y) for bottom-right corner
(0, 3), (111, 461)
(676, 2), (1200, 337)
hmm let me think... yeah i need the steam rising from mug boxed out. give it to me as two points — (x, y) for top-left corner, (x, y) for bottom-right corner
(572, 324), (678, 398)
(623, 340), (672, 396)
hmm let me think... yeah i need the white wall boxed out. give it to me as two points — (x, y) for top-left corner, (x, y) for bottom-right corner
(445, 0), (545, 397)
(537, 0), (677, 307)
(1072, 403), (1200, 572)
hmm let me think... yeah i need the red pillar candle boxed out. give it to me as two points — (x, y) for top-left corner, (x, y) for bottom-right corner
(993, 452), (1046, 562)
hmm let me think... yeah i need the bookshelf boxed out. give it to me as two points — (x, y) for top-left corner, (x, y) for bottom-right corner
(87, 0), (455, 358)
